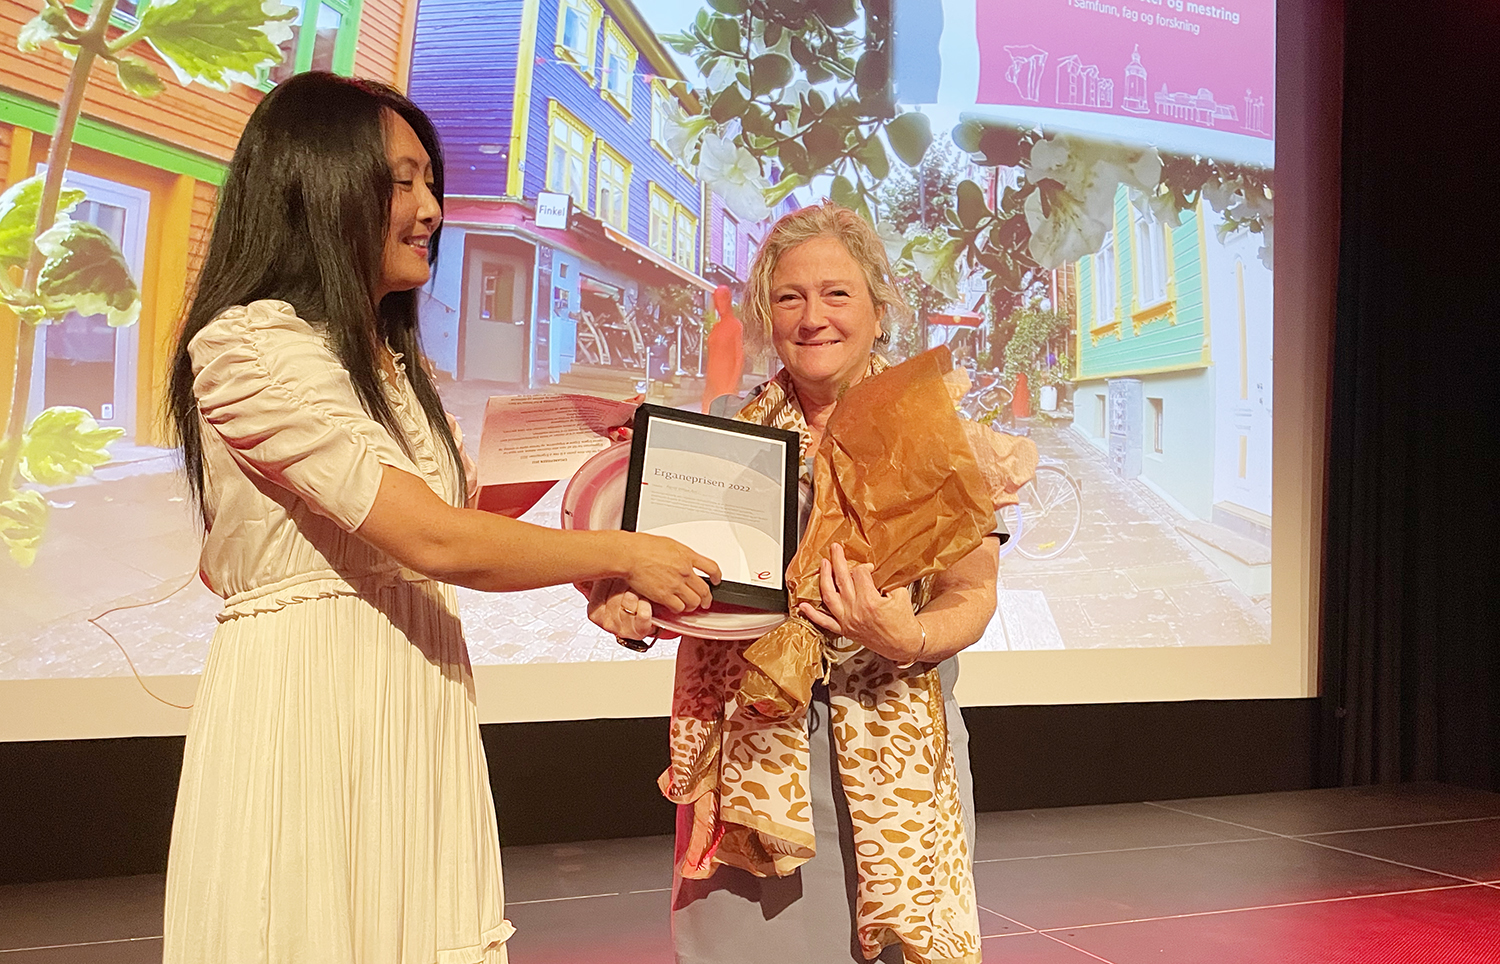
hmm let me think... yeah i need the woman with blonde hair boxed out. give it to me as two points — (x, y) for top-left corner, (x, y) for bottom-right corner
(592, 201), (998, 964)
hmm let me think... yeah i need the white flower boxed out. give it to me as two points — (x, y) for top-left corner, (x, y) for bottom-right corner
(909, 233), (962, 301)
(698, 132), (772, 222)
(706, 57), (739, 93)
(876, 220), (908, 266)
(260, 0), (298, 48)
(663, 110), (709, 163)
(1023, 134), (1163, 269)
(1024, 188), (1110, 268)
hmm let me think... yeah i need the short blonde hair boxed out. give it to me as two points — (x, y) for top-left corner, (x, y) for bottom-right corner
(744, 200), (910, 344)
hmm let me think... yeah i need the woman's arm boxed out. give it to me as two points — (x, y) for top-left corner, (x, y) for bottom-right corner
(358, 465), (720, 612)
(798, 538), (999, 664)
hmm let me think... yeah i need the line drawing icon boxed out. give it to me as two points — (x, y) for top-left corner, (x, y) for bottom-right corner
(1004, 44), (1049, 102)
(1056, 54), (1115, 108)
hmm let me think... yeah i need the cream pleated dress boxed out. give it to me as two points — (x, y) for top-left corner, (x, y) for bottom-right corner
(163, 300), (511, 964)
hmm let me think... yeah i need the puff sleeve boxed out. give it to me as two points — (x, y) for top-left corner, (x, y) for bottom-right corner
(189, 301), (423, 533)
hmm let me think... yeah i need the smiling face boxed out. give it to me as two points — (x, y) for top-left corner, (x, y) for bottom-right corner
(769, 235), (884, 400)
(376, 111), (442, 301)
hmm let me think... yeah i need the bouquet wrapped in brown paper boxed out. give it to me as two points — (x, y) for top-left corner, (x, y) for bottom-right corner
(941, 367), (1041, 511)
(737, 347), (997, 720)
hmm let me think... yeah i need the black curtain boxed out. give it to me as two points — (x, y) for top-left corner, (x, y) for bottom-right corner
(1321, 0), (1500, 788)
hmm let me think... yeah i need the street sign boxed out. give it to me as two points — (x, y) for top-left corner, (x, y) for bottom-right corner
(535, 192), (571, 230)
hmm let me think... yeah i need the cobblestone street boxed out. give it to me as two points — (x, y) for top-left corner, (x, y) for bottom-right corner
(972, 422), (1271, 652)
(0, 410), (1270, 682)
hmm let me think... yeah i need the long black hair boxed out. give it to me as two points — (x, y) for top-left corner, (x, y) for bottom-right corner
(168, 72), (464, 518)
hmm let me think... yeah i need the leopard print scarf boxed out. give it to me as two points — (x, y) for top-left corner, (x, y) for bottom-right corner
(660, 358), (982, 964)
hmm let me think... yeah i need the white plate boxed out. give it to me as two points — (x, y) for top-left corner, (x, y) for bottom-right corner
(561, 442), (787, 641)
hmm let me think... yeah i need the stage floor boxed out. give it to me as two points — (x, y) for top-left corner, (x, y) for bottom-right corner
(4, 782), (1500, 962)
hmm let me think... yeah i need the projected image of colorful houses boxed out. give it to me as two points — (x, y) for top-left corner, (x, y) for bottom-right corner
(0, 0), (1273, 682)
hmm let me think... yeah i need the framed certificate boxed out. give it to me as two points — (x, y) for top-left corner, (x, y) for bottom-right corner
(622, 404), (799, 612)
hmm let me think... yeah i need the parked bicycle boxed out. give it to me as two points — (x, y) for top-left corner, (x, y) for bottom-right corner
(960, 370), (1084, 560)
(1000, 459), (1083, 560)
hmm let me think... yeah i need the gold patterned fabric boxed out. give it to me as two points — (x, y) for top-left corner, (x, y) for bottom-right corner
(660, 355), (985, 964)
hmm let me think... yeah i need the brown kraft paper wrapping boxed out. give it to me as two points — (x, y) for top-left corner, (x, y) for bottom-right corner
(737, 346), (996, 720)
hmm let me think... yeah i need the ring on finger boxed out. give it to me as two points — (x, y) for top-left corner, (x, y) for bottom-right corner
(621, 606), (638, 615)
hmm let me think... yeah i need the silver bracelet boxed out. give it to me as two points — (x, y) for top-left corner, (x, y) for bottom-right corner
(895, 620), (928, 670)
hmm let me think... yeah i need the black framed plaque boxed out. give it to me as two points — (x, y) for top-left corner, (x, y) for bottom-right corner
(622, 404), (799, 612)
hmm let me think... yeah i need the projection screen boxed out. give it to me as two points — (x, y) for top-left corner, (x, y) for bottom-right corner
(0, 0), (1337, 739)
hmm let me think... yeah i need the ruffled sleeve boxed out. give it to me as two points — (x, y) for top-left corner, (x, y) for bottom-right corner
(189, 300), (422, 533)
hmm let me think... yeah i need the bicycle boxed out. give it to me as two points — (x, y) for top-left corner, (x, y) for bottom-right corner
(1000, 460), (1083, 560)
(963, 372), (1084, 559)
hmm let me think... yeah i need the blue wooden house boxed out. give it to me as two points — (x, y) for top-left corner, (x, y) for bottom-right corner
(407, 0), (712, 387)
(1069, 187), (1273, 550)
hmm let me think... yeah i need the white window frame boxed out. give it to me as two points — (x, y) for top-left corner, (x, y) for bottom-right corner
(547, 102), (593, 209)
(1134, 208), (1169, 306)
(1093, 232), (1117, 330)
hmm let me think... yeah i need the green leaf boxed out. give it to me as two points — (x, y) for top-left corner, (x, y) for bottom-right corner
(662, 32), (698, 55)
(749, 53), (792, 97)
(33, 220), (141, 327)
(707, 0), (747, 13)
(709, 84), (748, 124)
(740, 104), (776, 138)
(16, 5), (78, 53)
(977, 125), (1028, 167)
(763, 22), (783, 47)
(854, 49), (889, 98)
(856, 136), (889, 181)
(139, 0), (298, 92)
(831, 174), (857, 209)
(20, 405), (125, 487)
(956, 179), (989, 230)
(0, 175), (86, 269)
(778, 139), (810, 178)
(803, 120), (845, 171)
(111, 54), (166, 97)
(790, 35), (815, 68)
(952, 120), (984, 154)
(811, 0), (858, 27)
(0, 489), (47, 568)
(708, 15), (741, 54)
(885, 111), (933, 167)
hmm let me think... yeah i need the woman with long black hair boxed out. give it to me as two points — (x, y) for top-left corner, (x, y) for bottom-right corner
(162, 72), (718, 964)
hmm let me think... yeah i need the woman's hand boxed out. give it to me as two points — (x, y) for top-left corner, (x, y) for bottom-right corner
(619, 532), (720, 614)
(587, 577), (658, 639)
(798, 543), (924, 664)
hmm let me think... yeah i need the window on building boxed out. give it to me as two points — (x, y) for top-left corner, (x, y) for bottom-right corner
(556, 0), (601, 73)
(674, 208), (697, 270)
(268, 0), (357, 85)
(596, 144), (630, 231)
(1149, 397), (1164, 453)
(1093, 233), (1117, 329)
(722, 216), (738, 274)
(547, 103), (592, 208)
(1134, 208), (1169, 305)
(601, 20), (636, 115)
(1095, 394), (1107, 437)
(649, 185), (674, 257)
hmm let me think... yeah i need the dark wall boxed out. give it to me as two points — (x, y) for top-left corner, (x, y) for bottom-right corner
(0, 699), (1317, 885)
(1318, 0), (1500, 788)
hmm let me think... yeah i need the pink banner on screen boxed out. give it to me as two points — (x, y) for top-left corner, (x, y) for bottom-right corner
(977, 0), (1274, 139)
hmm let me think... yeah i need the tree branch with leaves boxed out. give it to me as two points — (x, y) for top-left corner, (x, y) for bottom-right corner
(0, 0), (293, 565)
